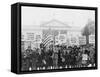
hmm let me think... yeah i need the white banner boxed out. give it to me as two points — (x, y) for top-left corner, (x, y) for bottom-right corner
(58, 34), (66, 44)
(89, 35), (95, 44)
(70, 37), (79, 45)
(35, 34), (42, 43)
(79, 36), (86, 45)
(26, 33), (34, 41)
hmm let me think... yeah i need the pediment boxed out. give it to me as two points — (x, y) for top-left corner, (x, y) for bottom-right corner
(41, 19), (71, 28)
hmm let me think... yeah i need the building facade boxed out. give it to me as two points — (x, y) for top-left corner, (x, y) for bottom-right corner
(22, 20), (83, 51)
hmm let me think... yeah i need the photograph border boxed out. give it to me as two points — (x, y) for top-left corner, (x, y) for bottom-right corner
(11, 2), (98, 74)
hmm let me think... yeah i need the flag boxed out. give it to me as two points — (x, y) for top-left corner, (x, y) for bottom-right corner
(42, 29), (53, 47)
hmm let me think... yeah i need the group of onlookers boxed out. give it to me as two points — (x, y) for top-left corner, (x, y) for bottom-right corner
(21, 44), (95, 71)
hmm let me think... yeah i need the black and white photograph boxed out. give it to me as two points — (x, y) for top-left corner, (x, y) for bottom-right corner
(21, 4), (96, 72)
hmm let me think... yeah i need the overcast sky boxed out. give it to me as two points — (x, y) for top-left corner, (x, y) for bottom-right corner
(21, 6), (95, 29)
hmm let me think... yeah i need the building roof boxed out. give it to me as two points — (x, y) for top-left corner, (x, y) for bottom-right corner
(22, 19), (82, 32)
(41, 19), (71, 28)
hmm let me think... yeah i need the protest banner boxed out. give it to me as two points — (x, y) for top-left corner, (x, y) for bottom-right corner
(89, 35), (95, 44)
(79, 36), (86, 45)
(58, 34), (66, 44)
(26, 32), (34, 41)
(70, 36), (79, 45)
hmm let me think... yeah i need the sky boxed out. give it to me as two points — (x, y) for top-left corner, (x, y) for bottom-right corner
(21, 6), (95, 30)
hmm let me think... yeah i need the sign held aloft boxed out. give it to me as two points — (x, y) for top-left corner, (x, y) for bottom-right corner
(79, 36), (86, 45)
(89, 35), (95, 44)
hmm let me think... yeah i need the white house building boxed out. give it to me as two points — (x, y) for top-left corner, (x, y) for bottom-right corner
(22, 19), (83, 50)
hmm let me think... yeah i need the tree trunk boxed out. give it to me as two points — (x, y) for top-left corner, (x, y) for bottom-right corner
(86, 35), (89, 45)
